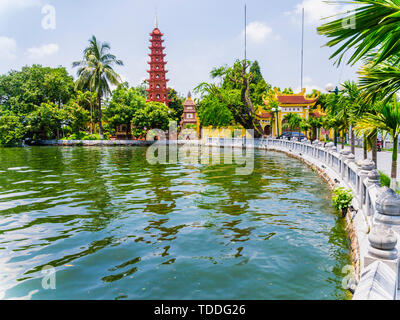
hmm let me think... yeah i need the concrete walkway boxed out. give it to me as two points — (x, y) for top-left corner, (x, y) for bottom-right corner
(341, 146), (399, 185)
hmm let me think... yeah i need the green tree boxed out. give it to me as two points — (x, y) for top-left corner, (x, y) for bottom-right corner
(359, 53), (400, 103)
(64, 102), (90, 135)
(317, 0), (400, 66)
(282, 113), (302, 132)
(26, 102), (64, 140)
(131, 102), (174, 138)
(74, 90), (97, 134)
(43, 67), (75, 106)
(168, 89), (184, 122)
(0, 65), (74, 115)
(136, 80), (148, 98)
(0, 111), (25, 147)
(197, 60), (270, 137)
(300, 118), (311, 139)
(104, 85), (146, 137)
(198, 94), (233, 127)
(73, 35), (123, 139)
(355, 97), (400, 189)
(308, 116), (323, 140)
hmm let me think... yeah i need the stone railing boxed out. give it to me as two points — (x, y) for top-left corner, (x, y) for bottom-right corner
(39, 139), (154, 146)
(204, 136), (400, 300)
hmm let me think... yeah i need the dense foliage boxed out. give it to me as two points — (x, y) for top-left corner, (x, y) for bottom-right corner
(332, 187), (353, 214)
(104, 84), (146, 137)
(195, 59), (270, 136)
(73, 35), (124, 138)
(131, 102), (174, 137)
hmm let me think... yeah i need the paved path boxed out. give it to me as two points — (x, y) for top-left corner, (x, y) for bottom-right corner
(341, 146), (399, 185)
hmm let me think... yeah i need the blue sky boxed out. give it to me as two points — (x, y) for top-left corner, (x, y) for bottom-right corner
(0, 0), (360, 97)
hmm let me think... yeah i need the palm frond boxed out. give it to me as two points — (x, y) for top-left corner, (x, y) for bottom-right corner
(317, 0), (400, 65)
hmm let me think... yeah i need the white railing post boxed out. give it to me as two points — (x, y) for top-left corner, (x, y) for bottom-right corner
(364, 169), (381, 217)
(339, 150), (350, 180)
(358, 159), (376, 210)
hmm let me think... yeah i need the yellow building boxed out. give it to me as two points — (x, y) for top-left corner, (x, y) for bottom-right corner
(259, 88), (323, 137)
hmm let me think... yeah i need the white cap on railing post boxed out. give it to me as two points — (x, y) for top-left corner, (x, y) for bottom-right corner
(347, 153), (355, 163)
(366, 170), (381, 187)
(374, 187), (400, 226)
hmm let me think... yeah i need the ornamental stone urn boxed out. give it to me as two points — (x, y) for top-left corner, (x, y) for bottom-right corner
(358, 159), (376, 172)
(374, 187), (400, 226)
(325, 142), (334, 149)
(366, 170), (381, 188)
(365, 224), (398, 273)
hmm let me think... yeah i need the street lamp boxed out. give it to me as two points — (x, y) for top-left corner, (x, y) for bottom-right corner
(325, 83), (343, 146)
(272, 106), (282, 137)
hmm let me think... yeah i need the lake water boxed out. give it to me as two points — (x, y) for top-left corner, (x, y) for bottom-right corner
(0, 146), (350, 300)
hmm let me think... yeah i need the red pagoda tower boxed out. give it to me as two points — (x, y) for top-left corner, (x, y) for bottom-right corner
(146, 19), (171, 106)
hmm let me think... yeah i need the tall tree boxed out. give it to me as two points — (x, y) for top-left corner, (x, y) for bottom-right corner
(355, 97), (400, 189)
(317, 0), (400, 66)
(282, 113), (302, 132)
(198, 60), (267, 137)
(168, 89), (185, 122)
(104, 84), (146, 138)
(131, 102), (174, 138)
(339, 81), (364, 154)
(73, 35), (123, 139)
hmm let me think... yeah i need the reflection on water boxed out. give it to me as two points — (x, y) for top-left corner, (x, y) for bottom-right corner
(0, 146), (350, 300)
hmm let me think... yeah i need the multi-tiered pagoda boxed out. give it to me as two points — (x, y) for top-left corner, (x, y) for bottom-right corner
(146, 19), (171, 106)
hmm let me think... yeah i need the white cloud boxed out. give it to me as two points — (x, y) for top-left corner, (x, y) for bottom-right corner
(0, 36), (17, 60)
(0, 0), (42, 15)
(288, 0), (345, 25)
(244, 21), (273, 44)
(27, 43), (59, 59)
(295, 76), (324, 94)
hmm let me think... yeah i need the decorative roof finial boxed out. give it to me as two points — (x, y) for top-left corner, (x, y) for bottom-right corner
(155, 9), (158, 28)
(188, 91), (192, 99)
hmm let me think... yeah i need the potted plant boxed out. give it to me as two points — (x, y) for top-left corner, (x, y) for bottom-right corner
(332, 187), (353, 217)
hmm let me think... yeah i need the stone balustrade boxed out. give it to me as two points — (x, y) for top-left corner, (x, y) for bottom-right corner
(204, 136), (400, 300)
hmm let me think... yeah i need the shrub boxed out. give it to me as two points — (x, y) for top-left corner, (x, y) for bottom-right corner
(62, 132), (110, 141)
(0, 111), (25, 147)
(332, 187), (353, 213)
(379, 171), (391, 188)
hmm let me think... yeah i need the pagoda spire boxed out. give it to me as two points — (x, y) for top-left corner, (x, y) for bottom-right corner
(146, 21), (171, 106)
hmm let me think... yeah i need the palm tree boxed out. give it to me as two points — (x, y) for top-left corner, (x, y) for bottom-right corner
(299, 119), (311, 140)
(339, 81), (360, 153)
(73, 35), (123, 139)
(359, 53), (400, 103)
(355, 97), (400, 189)
(325, 91), (352, 149)
(357, 52), (400, 164)
(317, 0), (400, 66)
(282, 113), (302, 132)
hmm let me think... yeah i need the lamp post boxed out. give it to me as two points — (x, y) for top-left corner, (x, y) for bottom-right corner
(325, 83), (344, 147)
(272, 106), (282, 137)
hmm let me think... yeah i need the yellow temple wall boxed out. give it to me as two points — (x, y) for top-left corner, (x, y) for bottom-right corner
(202, 127), (252, 140)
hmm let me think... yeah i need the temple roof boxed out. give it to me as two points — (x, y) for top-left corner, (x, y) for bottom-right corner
(274, 88), (318, 106)
(184, 96), (196, 107)
(257, 112), (273, 119)
(277, 95), (318, 105)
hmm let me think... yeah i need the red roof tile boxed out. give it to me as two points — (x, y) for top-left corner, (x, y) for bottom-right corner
(277, 95), (318, 105)
(184, 98), (196, 106)
(258, 112), (273, 119)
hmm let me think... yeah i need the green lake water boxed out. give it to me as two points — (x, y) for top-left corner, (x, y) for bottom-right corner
(0, 146), (350, 300)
